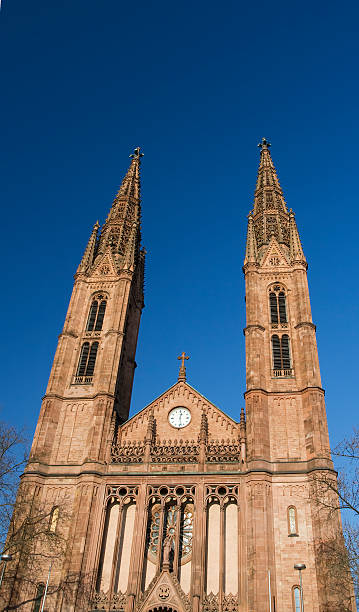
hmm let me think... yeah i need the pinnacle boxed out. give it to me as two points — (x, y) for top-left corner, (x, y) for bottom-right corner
(244, 212), (258, 266)
(240, 406), (246, 425)
(76, 220), (100, 274)
(258, 137), (271, 150)
(289, 210), (306, 264)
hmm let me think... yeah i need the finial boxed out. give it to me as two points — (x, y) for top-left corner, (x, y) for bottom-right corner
(129, 146), (144, 159)
(258, 137), (271, 150)
(94, 220), (100, 230)
(177, 352), (190, 382)
(240, 407), (246, 426)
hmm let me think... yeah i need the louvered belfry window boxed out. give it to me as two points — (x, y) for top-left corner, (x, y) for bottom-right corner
(77, 342), (90, 377)
(270, 293), (278, 324)
(269, 286), (287, 324)
(86, 295), (107, 332)
(86, 300), (98, 331)
(272, 335), (282, 369)
(95, 301), (106, 331)
(76, 342), (99, 378)
(86, 342), (99, 376)
(278, 291), (287, 323)
(272, 334), (291, 371)
(281, 335), (291, 369)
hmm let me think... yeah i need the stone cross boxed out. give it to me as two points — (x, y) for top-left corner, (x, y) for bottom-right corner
(177, 352), (189, 382)
(130, 147), (144, 159)
(258, 137), (271, 150)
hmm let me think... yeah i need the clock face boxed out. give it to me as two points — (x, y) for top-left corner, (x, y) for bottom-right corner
(168, 407), (191, 429)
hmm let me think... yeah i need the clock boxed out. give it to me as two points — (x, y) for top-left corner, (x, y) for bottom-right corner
(168, 407), (191, 429)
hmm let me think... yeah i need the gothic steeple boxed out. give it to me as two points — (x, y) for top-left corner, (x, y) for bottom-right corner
(252, 138), (290, 250)
(96, 147), (143, 267)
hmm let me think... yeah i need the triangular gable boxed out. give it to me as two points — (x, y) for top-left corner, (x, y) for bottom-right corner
(137, 569), (190, 612)
(260, 235), (290, 269)
(121, 381), (239, 442)
(90, 249), (118, 278)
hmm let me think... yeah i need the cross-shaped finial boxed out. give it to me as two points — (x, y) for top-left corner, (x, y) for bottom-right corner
(177, 352), (190, 382)
(258, 137), (271, 150)
(129, 147), (144, 159)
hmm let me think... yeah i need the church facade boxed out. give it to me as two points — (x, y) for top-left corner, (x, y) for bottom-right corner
(3, 143), (349, 611)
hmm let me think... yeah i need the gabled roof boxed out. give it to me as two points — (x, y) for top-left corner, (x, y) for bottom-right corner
(122, 379), (239, 441)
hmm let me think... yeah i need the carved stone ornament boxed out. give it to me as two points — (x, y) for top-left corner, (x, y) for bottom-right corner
(157, 585), (170, 600)
(100, 264), (110, 275)
(206, 439), (240, 463)
(202, 592), (219, 612)
(111, 440), (144, 463)
(151, 439), (199, 463)
(136, 570), (190, 612)
(92, 590), (109, 609)
(92, 589), (127, 611)
(222, 594), (238, 612)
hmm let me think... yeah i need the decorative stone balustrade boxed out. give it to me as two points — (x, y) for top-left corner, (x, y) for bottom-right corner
(272, 368), (294, 378)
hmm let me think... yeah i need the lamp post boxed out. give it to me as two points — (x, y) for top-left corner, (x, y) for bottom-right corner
(0, 554), (13, 589)
(40, 561), (53, 612)
(294, 563), (306, 612)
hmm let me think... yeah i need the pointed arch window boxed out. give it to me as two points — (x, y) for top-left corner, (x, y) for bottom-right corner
(272, 334), (292, 375)
(77, 342), (90, 377)
(269, 286), (288, 324)
(75, 341), (99, 383)
(86, 342), (99, 376)
(86, 295), (107, 332)
(292, 586), (302, 612)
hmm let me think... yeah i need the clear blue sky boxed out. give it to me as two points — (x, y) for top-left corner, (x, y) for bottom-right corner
(1, 0), (358, 449)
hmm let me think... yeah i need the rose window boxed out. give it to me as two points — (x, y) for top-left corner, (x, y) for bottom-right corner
(147, 503), (193, 564)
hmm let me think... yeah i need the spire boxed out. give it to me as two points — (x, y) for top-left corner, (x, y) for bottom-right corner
(251, 138), (290, 249)
(97, 147), (143, 260)
(289, 210), (306, 264)
(106, 147), (143, 221)
(244, 212), (258, 266)
(76, 220), (99, 274)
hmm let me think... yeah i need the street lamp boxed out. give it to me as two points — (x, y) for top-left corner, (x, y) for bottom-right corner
(294, 563), (306, 612)
(0, 554), (13, 589)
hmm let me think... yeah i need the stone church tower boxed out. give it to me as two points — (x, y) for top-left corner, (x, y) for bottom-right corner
(2, 144), (350, 612)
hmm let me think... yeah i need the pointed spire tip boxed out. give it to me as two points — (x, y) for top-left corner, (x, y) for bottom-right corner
(129, 146), (144, 159)
(258, 137), (271, 150)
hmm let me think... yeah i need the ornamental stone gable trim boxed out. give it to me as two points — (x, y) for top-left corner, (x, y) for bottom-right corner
(136, 569), (190, 612)
(90, 249), (119, 278)
(259, 235), (291, 269)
